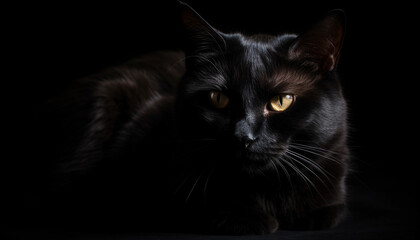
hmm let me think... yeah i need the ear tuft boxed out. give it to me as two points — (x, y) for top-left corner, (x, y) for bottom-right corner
(289, 10), (345, 73)
(178, 1), (225, 55)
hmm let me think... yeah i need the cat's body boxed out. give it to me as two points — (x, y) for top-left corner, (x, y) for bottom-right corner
(31, 3), (349, 235)
(32, 51), (185, 230)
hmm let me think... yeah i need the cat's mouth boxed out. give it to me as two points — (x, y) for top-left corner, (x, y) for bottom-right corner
(234, 144), (287, 168)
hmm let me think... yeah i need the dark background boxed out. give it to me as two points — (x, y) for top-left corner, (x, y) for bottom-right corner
(5, 0), (417, 239)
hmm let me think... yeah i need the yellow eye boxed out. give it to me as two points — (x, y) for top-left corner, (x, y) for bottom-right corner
(209, 91), (229, 109)
(269, 94), (294, 112)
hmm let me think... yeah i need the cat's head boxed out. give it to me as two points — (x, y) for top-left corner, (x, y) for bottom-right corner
(175, 3), (347, 174)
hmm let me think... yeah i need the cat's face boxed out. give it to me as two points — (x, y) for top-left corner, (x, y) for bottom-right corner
(175, 4), (347, 174)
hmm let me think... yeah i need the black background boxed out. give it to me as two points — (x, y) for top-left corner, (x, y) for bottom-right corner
(5, 0), (417, 239)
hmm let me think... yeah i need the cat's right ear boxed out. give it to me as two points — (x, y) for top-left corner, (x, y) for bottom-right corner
(178, 1), (226, 55)
(288, 10), (345, 74)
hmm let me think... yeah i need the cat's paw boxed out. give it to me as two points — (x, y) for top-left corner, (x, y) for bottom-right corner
(295, 204), (346, 230)
(211, 210), (279, 235)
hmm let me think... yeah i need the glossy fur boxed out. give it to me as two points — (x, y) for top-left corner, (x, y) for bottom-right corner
(32, 3), (349, 235)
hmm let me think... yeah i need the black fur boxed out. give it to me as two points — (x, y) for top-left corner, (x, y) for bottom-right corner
(29, 3), (349, 235)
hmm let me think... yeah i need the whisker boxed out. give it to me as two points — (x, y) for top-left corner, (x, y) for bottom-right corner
(185, 170), (205, 203)
(286, 150), (334, 179)
(184, 55), (226, 77)
(284, 152), (333, 203)
(281, 155), (316, 190)
(283, 152), (328, 202)
(203, 166), (216, 202)
(277, 157), (293, 189)
(290, 143), (342, 156)
(289, 143), (343, 165)
(286, 152), (324, 181)
(269, 159), (282, 186)
(174, 168), (199, 194)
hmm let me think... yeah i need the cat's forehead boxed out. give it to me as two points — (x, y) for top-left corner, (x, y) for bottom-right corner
(225, 34), (317, 95)
(185, 34), (318, 97)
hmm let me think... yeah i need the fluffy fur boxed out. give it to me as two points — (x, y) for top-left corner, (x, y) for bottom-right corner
(32, 3), (349, 235)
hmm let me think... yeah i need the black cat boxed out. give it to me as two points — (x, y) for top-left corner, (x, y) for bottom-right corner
(28, 2), (349, 235)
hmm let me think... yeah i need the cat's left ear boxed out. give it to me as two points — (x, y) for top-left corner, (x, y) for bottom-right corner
(178, 1), (226, 55)
(289, 10), (345, 73)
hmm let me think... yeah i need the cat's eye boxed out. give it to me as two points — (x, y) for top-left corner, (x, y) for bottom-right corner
(209, 91), (229, 109)
(268, 94), (295, 112)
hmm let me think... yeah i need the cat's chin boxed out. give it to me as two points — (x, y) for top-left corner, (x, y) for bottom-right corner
(235, 150), (284, 174)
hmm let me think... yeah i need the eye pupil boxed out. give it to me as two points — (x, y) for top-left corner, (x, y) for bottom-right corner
(269, 94), (294, 112)
(278, 96), (283, 106)
(209, 91), (229, 109)
(216, 92), (221, 103)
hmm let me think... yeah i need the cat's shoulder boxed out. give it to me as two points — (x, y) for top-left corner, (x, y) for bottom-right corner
(92, 50), (185, 92)
(80, 50), (185, 112)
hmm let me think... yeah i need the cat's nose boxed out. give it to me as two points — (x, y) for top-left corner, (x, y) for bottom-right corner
(234, 120), (257, 148)
(243, 135), (257, 149)
(236, 133), (257, 149)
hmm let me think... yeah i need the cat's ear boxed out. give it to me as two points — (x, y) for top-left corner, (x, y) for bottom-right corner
(289, 10), (345, 73)
(178, 1), (226, 55)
